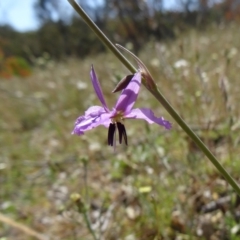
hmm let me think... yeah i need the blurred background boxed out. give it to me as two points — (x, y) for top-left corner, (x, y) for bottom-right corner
(0, 0), (239, 70)
(1, 0), (240, 240)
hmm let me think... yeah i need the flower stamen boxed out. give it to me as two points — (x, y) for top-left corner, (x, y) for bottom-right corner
(108, 123), (116, 146)
(117, 122), (128, 145)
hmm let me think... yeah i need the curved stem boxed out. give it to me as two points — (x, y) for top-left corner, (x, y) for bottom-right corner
(68, 0), (136, 74)
(67, 0), (240, 196)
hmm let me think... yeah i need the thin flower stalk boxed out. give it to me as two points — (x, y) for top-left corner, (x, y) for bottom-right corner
(68, 0), (240, 196)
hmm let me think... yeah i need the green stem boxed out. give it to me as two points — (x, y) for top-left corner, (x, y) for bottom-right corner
(68, 0), (136, 74)
(149, 87), (240, 195)
(67, 0), (240, 196)
(82, 208), (98, 240)
(71, 193), (98, 240)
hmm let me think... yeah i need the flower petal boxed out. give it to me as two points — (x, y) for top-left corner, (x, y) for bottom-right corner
(114, 72), (141, 114)
(125, 108), (172, 129)
(84, 106), (106, 118)
(90, 65), (109, 111)
(73, 107), (112, 135)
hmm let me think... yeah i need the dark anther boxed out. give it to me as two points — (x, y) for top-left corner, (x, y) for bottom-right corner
(108, 123), (116, 146)
(116, 122), (128, 145)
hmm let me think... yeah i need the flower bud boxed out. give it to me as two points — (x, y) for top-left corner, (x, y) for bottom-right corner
(112, 74), (134, 93)
(116, 44), (156, 90)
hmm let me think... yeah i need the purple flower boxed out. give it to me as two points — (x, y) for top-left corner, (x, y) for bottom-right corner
(72, 66), (171, 146)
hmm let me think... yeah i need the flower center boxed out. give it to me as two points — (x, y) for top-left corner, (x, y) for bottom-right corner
(111, 111), (124, 123)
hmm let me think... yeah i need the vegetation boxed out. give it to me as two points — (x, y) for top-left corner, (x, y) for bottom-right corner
(1, 21), (240, 239)
(1, 0), (240, 64)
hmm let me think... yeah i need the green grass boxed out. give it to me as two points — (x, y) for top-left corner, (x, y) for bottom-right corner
(1, 22), (240, 239)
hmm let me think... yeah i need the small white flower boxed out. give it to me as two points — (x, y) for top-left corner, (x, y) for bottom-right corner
(76, 81), (88, 90)
(174, 59), (189, 68)
(228, 47), (238, 58)
(150, 58), (160, 67)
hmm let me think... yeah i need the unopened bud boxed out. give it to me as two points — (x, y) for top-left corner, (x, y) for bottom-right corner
(112, 74), (134, 93)
(70, 193), (85, 213)
(116, 44), (156, 90)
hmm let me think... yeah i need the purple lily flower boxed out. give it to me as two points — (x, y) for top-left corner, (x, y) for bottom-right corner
(72, 66), (171, 146)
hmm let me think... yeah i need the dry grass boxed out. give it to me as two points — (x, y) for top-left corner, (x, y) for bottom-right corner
(1, 23), (240, 240)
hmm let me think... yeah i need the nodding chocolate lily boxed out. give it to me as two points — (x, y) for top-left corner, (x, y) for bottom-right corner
(72, 65), (171, 147)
